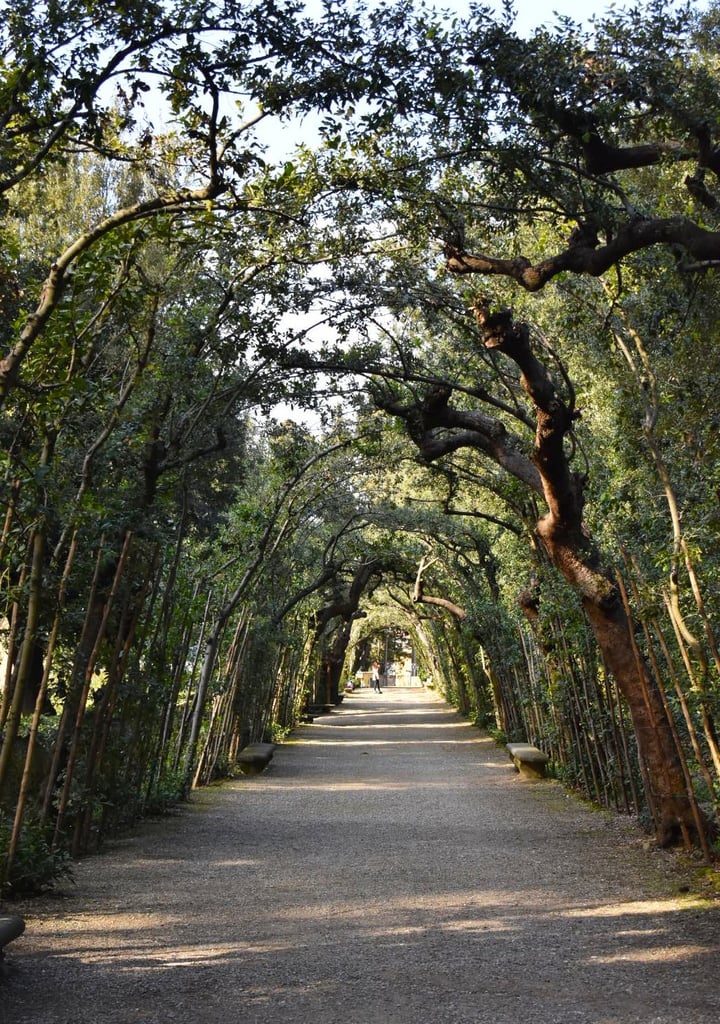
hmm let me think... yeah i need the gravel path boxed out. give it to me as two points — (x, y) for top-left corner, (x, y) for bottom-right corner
(2, 687), (719, 1024)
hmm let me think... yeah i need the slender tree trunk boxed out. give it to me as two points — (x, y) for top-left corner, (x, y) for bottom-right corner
(0, 527), (45, 797)
(0, 478), (21, 583)
(182, 622), (226, 793)
(0, 524), (35, 732)
(149, 580), (200, 798)
(193, 608), (251, 787)
(40, 536), (106, 823)
(52, 531), (132, 847)
(172, 589), (213, 773)
(4, 532), (78, 880)
(610, 312), (720, 783)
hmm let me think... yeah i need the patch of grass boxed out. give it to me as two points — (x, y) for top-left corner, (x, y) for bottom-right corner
(682, 862), (720, 904)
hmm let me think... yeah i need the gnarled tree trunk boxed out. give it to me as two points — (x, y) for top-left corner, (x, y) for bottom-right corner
(375, 302), (705, 847)
(477, 303), (702, 847)
(537, 513), (698, 846)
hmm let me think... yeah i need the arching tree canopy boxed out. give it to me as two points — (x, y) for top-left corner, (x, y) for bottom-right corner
(2, 0), (720, 893)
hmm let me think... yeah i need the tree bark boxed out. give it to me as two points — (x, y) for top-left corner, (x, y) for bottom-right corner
(536, 513), (696, 846)
(378, 302), (704, 847)
(473, 303), (701, 847)
(445, 217), (720, 291)
(310, 558), (383, 704)
(413, 555), (467, 620)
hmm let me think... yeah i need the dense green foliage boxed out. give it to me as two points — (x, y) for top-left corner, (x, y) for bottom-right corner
(1, 0), (720, 893)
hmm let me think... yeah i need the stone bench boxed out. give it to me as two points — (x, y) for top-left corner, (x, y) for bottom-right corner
(506, 742), (549, 780)
(237, 742), (275, 775)
(307, 703), (334, 715)
(0, 915), (25, 958)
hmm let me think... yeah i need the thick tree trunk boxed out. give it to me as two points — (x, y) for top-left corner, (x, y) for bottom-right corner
(538, 517), (697, 847)
(377, 301), (705, 847)
(469, 301), (703, 846)
(310, 558), (383, 703)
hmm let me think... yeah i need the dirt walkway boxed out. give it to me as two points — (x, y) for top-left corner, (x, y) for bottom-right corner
(2, 687), (719, 1023)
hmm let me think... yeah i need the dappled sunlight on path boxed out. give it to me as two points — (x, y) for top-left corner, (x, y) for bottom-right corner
(4, 687), (719, 1024)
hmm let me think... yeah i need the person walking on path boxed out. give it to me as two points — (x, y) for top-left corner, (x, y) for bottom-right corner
(3, 687), (719, 1024)
(371, 659), (382, 692)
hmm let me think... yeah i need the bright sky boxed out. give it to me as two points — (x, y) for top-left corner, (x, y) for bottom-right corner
(487, 0), (614, 33)
(473, 0), (708, 33)
(301, 0), (621, 33)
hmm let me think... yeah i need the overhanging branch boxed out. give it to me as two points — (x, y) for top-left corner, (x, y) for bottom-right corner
(446, 216), (720, 291)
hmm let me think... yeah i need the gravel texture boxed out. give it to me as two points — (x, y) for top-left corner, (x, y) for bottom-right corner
(2, 686), (719, 1024)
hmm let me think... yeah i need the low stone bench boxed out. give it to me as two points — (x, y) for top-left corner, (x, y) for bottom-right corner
(237, 742), (275, 775)
(0, 915), (25, 957)
(506, 742), (549, 780)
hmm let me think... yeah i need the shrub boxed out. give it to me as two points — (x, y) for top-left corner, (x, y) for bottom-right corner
(0, 812), (74, 898)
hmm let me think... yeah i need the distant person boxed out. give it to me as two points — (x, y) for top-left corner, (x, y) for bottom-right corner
(371, 660), (382, 693)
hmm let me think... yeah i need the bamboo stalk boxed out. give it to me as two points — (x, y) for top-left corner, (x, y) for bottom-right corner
(0, 539), (31, 732)
(0, 527), (45, 795)
(681, 538), (720, 676)
(52, 531), (133, 848)
(0, 478), (21, 580)
(600, 647), (642, 817)
(148, 578), (201, 801)
(3, 531), (79, 881)
(616, 570), (708, 857)
(651, 611), (717, 800)
(193, 610), (248, 788)
(182, 587), (233, 791)
(172, 587), (213, 773)
(597, 651), (634, 814)
(660, 590), (720, 781)
(40, 536), (106, 823)
(73, 572), (146, 856)
(613, 570), (664, 836)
